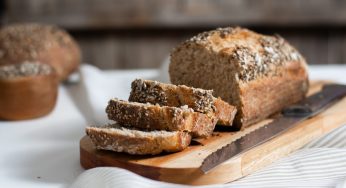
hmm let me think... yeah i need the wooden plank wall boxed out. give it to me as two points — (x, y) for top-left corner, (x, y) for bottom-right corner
(2, 0), (346, 69)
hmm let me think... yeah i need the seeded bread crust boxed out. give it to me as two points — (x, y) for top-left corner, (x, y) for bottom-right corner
(169, 27), (309, 129)
(0, 23), (81, 81)
(129, 79), (237, 126)
(86, 124), (192, 155)
(129, 79), (214, 113)
(106, 98), (216, 137)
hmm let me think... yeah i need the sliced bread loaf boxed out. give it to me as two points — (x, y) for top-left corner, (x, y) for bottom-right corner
(86, 124), (191, 155)
(169, 27), (309, 129)
(105, 98), (216, 137)
(129, 79), (237, 126)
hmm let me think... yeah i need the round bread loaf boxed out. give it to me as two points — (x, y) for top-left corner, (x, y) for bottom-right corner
(0, 62), (58, 120)
(0, 23), (81, 81)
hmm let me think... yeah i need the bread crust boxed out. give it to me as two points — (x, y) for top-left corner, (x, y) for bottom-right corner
(169, 27), (309, 129)
(237, 61), (308, 127)
(86, 124), (192, 155)
(106, 99), (216, 137)
(129, 79), (215, 113)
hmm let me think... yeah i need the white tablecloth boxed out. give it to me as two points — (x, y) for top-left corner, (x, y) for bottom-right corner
(1, 64), (346, 188)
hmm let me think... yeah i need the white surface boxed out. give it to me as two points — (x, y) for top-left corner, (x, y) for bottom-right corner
(0, 64), (346, 188)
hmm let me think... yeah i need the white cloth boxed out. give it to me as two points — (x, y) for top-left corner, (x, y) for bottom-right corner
(67, 65), (160, 125)
(1, 64), (346, 188)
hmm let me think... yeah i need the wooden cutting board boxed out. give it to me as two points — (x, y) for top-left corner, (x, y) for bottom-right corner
(80, 81), (346, 185)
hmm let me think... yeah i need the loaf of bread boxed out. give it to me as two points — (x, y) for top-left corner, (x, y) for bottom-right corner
(129, 79), (237, 126)
(0, 62), (58, 120)
(106, 98), (216, 137)
(170, 27), (309, 129)
(0, 23), (81, 81)
(86, 124), (191, 155)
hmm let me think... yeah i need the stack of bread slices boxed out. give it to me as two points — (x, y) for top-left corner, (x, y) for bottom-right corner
(86, 79), (237, 155)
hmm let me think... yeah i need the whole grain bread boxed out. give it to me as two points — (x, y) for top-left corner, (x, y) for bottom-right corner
(86, 124), (191, 155)
(106, 98), (216, 137)
(169, 27), (309, 129)
(129, 79), (237, 126)
(0, 23), (81, 81)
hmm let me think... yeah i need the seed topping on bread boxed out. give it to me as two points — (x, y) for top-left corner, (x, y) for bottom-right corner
(241, 35), (303, 82)
(0, 61), (53, 79)
(188, 27), (236, 44)
(192, 88), (215, 113)
(130, 79), (215, 113)
(176, 27), (304, 82)
(131, 79), (168, 104)
(0, 24), (73, 60)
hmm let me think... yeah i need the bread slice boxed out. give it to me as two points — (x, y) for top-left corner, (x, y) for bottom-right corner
(106, 98), (216, 137)
(86, 124), (191, 155)
(129, 79), (237, 126)
(213, 97), (237, 126)
(129, 79), (215, 113)
(169, 27), (309, 129)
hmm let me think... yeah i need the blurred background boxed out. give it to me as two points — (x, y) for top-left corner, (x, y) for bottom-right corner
(1, 0), (346, 69)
